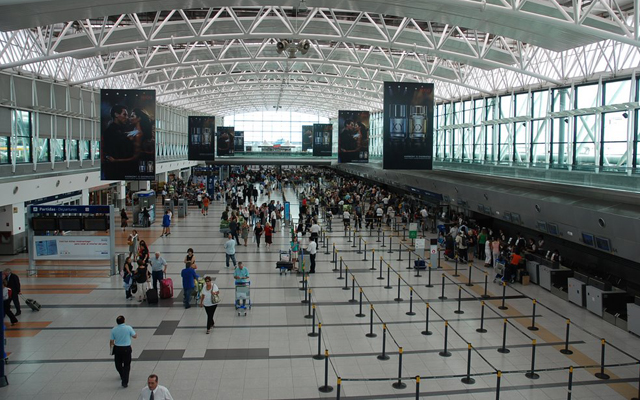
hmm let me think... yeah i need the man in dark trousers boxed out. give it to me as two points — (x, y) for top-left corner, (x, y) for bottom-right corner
(3, 268), (21, 315)
(109, 315), (137, 387)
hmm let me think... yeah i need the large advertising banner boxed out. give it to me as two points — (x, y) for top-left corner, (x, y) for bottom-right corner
(217, 127), (235, 156)
(188, 116), (215, 160)
(100, 89), (156, 180)
(312, 124), (333, 156)
(234, 131), (245, 152)
(33, 236), (111, 260)
(338, 111), (370, 163)
(302, 125), (313, 151)
(383, 82), (434, 170)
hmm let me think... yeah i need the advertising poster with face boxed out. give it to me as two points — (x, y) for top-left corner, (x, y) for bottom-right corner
(100, 89), (156, 181)
(188, 116), (215, 160)
(234, 131), (245, 152)
(312, 124), (333, 157)
(383, 82), (434, 170)
(216, 126), (235, 156)
(338, 111), (369, 163)
(302, 125), (313, 151)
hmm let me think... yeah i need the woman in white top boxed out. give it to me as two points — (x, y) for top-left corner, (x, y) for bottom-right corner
(199, 276), (220, 334)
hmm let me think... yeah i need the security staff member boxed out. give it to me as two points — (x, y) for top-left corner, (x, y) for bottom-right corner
(110, 315), (137, 387)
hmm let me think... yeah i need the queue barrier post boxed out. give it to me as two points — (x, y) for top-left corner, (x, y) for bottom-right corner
(439, 274), (447, 300)
(560, 319), (573, 355)
(388, 235), (393, 254)
(381, 231), (386, 247)
(453, 256), (460, 277)
(461, 343), (476, 385)
(357, 236), (362, 254)
(313, 324), (324, 360)
(308, 306), (318, 337)
(337, 257), (344, 280)
(407, 249), (412, 269)
(454, 285), (464, 314)
(370, 249), (376, 270)
(356, 288), (365, 318)
(391, 347), (407, 389)
(415, 376), (420, 400)
(366, 304), (377, 338)
(385, 266), (392, 289)
(377, 257), (384, 280)
(499, 282), (508, 310)
(342, 267), (349, 290)
(363, 241), (368, 261)
(567, 366), (573, 400)
(595, 339), (610, 380)
(426, 264), (433, 288)
(439, 321), (451, 357)
(397, 242), (402, 261)
(421, 303), (432, 335)
(347, 275), (356, 299)
(528, 300), (539, 331)
(482, 272), (490, 299)
(496, 371), (502, 400)
(377, 324), (390, 360)
(394, 275), (403, 302)
(466, 264), (474, 287)
(318, 350), (334, 393)
(498, 319), (510, 354)
(525, 339), (540, 379)
(406, 287), (416, 316)
(304, 289), (312, 316)
(476, 301), (487, 333)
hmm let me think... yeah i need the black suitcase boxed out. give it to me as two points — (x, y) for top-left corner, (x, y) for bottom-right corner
(276, 261), (294, 275)
(20, 294), (41, 311)
(414, 260), (427, 270)
(146, 289), (159, 304)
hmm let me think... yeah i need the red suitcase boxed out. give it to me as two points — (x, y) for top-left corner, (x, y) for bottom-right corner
(160, 277), (173, 299)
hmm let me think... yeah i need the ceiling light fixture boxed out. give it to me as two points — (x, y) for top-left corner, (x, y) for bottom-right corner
(298, 0), (308, 12)
(275, 39), (311, 58)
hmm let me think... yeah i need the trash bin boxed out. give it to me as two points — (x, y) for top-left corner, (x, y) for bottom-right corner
(114, 253), (125, 276)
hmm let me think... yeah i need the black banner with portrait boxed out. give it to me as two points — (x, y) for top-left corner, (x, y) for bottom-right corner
(188, 116), (215, 161)
(383, 82), (434, 170)
(216, 127), (235, 156)
(302, 125), (313, 151)
(338, 111), (369, 163)
(234, 131), (245, 152)
(100, 89), (156, 181)
(312, 124), (333, 157)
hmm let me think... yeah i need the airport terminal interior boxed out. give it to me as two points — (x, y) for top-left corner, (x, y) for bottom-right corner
(2, 1), (640, 399)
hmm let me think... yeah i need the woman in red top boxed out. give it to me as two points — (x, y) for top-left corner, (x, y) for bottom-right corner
(264, 222), (273, 249)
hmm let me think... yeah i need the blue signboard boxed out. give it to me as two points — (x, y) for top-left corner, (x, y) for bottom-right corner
(406, 186), (443, 203)
(284, 201), (291, 222)
(30, 205), (111, 214)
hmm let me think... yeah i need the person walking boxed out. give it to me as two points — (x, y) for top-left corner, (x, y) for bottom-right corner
(264, 222), (273, 249)
(110, 315), (137, 388)
(120, 208), (129, 232)
(254, 222), (263, 249)
(184, 248), (197, 270)
(240, 220), (250, 246)
(161, 210), (171, 237)
(307, 237), (317, 273)
(3, 280), (18, 326)
(3, 268), (20, 315)
(199, 276), (220, 334)
(180, 263), (199, 309)
(123, 256), (134, 300)
(149, 252), (168, 292)
(138, 240), (150, 264)
(229, 217), (240, 245)
(224, 233), (238, 268)
(138, 375), (173, 400)
(202, 195), (210, 216)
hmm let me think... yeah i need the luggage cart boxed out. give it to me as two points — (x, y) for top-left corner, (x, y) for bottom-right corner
(235, 280), (251, 316)
(276, 250), (293, 275)
(493, 260), (506, 283)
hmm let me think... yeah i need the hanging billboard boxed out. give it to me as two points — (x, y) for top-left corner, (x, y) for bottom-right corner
(312, 124), (333, 157)
(302, 125), (313, 151)
(338, 111), (369, 163)
(188, 116), (215, 160)
(217, 126), (235, 156)
(234, 131), (245, 152)
(100, 89), (156, 180)
(383, 82), (434, 170)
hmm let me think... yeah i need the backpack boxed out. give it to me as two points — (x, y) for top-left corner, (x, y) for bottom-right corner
(461, 235), (469, 247)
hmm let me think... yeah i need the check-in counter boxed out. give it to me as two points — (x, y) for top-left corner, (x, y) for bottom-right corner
(539, 264), (573, 292)
(526, 259), (539, 284)
(567, 277), (587, 307)
(585, 285), (628, 318)
(627, 301), (640, 336)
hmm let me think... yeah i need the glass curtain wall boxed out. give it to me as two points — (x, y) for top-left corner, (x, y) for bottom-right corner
(434, 75), (640, 173)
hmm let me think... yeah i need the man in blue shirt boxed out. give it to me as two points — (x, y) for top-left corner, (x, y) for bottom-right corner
(234, 262), (250, 307)
(110, 315), (137, 388)
(224, 233), (237, 268)
(181, 264), (199, 309)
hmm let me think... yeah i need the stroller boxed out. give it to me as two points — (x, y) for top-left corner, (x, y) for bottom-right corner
(493, 257), (507, 283)
(235, 280), (251, 316)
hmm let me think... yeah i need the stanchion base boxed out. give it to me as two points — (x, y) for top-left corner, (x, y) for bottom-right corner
(527, 326), (539, 331)
(355, 313), (366, 318)
(337, 277), (345, 280)
(370, 267), (376, 271)
(525, 372), (540, 380)
(304, 314), (313, 319)
(348, 299), (357, 303)
(394, 298), (404, 302)
(595, 372), (610, 380)
(454, 310), (465, 314)
(461, 377), (476, 385)
(318, 385), (334, 393)
(425, 284), (434, 288)
(312, 354), (325, 360)
(308, 332), (319, 337)
(438, 296), (448, 300)
(377, 277), (385, 280)
(366, 333), (377, 338)
(396, 258), (402, 262)
(497, 348), (510, 354)
(560, 349), (574, 355)
(357, 251), (362, 254)
(387, 250), (392, 254)
(480, 295), (491, 299)
(498, 306), (509, 310)
(466, 283), (474, 287)
(301, 300), (310, 304)
(406, 311), (416, 316)
(439, 351), (452, 357)
(421, 330), (432, 336)
(452, 274), (460, 277)
(391, 381), (407, 390)
(384, 286), (392, 289)
(476, 328), (487, 333)
(332, 268), (339, 271)
(342, 286), (350, 291)
(407, 266), (413, 270)
(362, 258), (368, 261)
(377, 354), (390, 361)
(414, 273), (422, 277)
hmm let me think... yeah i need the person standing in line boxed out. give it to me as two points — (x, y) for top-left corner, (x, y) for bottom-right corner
(134, 259), (150, 303)
(3, 268), (20, 316)
(161, 210), (171, 237)
(491, 237), (501, 268)
(202, 195), (210, 216)
(138, 240), (150, 264)
(110, 315), (137, 388)
(254, 222), (264, 249)
(142, 207), (151, 228)
(149, 252), (168, 292)
(3, 280), (18, 325)
(128, 230), (139, 258)
(224, 233), (238, 268)
(138, 375), (173, 400)
(120, 208), (129, 232)
(199, 276), (220, 334)
(307, 237), (317, 274)
(123, 256), (134, 300)
(264, 222), (273, 249)
(180, 263), (199, 309)
(290, 236), (300, 272)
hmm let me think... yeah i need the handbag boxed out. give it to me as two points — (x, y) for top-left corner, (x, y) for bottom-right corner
(211, 290), (221, 304)
(130, 281), (138, 294)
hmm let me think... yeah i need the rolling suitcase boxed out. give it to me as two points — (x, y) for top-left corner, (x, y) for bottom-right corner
(414, 260), (427, 270)
(20, 294), (41, 311)
(146, 288), (159, 304)
(160, 277), (173, 299)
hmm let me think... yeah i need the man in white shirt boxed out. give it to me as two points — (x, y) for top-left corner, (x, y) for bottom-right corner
(138, 374), (173, 400)
(309, 220), (321, 242)
(342, 209), (350, 229)
(307, 238), (317, 273)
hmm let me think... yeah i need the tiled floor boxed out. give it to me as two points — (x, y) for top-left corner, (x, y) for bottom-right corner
(1, 187), (639, 399)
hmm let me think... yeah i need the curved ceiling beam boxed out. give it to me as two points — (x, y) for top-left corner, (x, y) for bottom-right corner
(0, 1), (632, 49)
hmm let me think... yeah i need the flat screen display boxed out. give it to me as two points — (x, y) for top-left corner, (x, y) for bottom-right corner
(84, 217), (108, 231)
(58, 217), (83, 231)
(581, 233), (595, 247)
(595, 237), (611, 252)
(536, 221), (547, 231)
(32, 217), (57, 231)
(547, 223), (559, 235)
